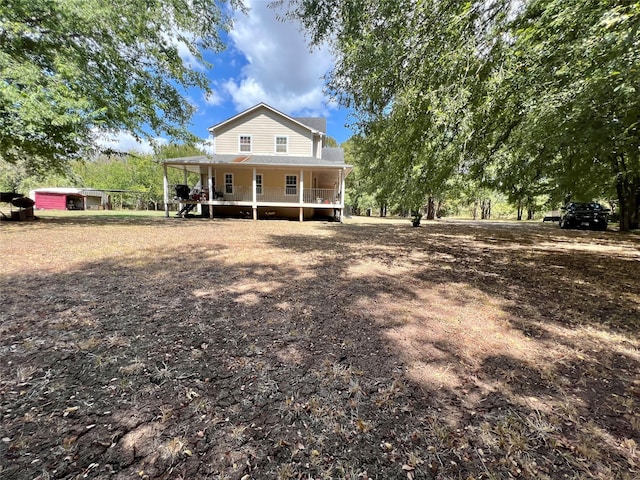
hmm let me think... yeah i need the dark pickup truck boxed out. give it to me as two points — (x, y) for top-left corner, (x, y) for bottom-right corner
(559, 202), (610, 231)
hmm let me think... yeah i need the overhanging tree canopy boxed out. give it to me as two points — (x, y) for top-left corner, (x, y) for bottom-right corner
(494, 0), (640, 229)
(285, 0), (640, 230)
(0, 0), (243, 173)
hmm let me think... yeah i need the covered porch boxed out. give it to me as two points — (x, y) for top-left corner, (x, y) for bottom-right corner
(162, 159), (348, 221)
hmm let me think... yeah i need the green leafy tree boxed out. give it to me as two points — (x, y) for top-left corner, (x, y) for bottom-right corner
(71, 143), (204, 208)
(0, 0), (243, 174)
(476, 0), (639, 229)
(287, 0), (640, 230)
(154, 143), (206, 161)
(284, 0), (510, 220)
(0, 157), (82, 193)
(342, 137), (368, 215)
(0, 160), (28, 193)
(325, 136), (338, 148)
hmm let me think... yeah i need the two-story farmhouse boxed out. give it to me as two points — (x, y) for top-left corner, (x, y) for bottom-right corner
(162, 103), (351, 221)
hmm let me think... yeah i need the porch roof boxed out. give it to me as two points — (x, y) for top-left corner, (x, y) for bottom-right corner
(163, 153), (351, 171)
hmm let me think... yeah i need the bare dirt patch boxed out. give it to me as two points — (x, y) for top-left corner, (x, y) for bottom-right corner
(1, 215), (639, 479)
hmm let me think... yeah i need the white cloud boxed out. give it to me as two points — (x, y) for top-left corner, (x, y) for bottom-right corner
(204, 89), (224, 106)
(224, 0), (335, 116)
(94, 130), (168, 155)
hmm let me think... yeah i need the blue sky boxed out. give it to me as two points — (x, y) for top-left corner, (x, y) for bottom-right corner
(99, 0), (353, 154)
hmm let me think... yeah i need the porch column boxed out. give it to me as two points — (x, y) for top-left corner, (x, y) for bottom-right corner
(163, 164), (169, 217)
(208, 166), (214, 219)
(252, 168), (257, 221)
(299, 168), (304, 222)
(340, 168), (346, 222)
(178, 166), (188, 217)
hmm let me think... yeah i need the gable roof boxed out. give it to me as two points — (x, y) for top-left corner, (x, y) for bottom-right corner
(294, 117), (327, 134)
(208, 103), (326, 135)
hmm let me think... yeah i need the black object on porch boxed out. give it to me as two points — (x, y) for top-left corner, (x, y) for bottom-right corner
(175, 185), (190, 200)
(176, 203), (197, 218)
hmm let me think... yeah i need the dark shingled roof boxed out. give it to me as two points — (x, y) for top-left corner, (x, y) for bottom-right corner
(294, 117), (327, 134)
(321, 147), (345, 163)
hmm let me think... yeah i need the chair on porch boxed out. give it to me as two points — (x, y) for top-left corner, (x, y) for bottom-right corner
(174, 184), (190, 200)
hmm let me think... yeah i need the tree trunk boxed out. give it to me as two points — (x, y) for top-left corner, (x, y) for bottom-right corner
(481, 198), (491, 220)
(426, 196), (436, 220)
(517, 199), (523, 221)
(527, 208), (534, 220)
(615, 162), (639, 231)
(617, 178), (639, 231)
(613, 154), (639, 232)
(526, 196), (535, 220)
(379, 203), (387, 217)
(473, 199), (478, 220)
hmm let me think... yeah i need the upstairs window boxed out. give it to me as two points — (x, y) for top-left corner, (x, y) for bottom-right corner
(285, 175), (297, 195)
(239, 135), (252, 153)
(275, 136), (288, 154)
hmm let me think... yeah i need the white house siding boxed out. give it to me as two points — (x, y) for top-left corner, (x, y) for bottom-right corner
(313, 137), (322, 158)
(214, 108), (316, 157)
(204, 168), (317, 193)
(207, 167), (251, 192)
(257, 169), (313, 188)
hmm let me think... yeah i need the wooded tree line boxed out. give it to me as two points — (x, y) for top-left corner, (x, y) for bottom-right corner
(285, 0), (640, 230)
(0, 144), (203, 208)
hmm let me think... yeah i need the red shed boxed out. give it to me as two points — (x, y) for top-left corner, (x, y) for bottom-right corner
(30, 188), (109, 210)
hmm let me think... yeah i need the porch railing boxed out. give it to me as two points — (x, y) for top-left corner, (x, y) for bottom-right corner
(302, 188), (339, 204)
(172, 185), (340, 204)
(219, 186), (251, 202)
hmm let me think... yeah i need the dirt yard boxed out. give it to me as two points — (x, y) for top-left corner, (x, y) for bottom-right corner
(1, 214), (639, 479)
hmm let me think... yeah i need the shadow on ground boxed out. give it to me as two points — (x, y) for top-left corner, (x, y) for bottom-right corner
(0, 218), (638, 479)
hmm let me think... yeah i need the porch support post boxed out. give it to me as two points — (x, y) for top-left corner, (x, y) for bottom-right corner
(252, 167), (257, 221)
(299, 168), (304, 222)
(163, 164), (169, 217)
(208, 166), (214, 219)
(183, 166), (188, 186)
(340, 168), (346, 222)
